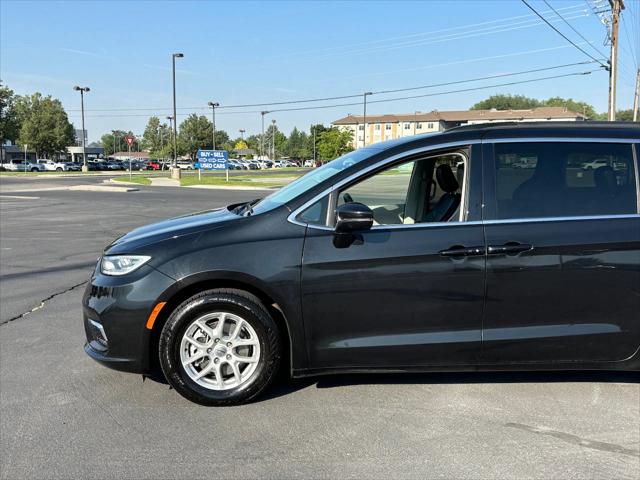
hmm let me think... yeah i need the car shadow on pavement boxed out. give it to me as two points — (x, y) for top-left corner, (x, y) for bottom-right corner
(258, 370), (639, 402)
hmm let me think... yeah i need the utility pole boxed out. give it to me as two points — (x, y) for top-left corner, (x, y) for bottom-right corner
(633, 68), (639, 122)
(362, 92), (372, 147)
(607, 0), (624, 121)
(208, 102), (219, 149)
(166, 116), (174, 168)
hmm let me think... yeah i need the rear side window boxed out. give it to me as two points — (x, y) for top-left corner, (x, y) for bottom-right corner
(492, 142), (637, 220)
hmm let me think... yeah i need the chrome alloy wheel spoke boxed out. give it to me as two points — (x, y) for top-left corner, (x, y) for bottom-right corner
(179, 312), (261, 391)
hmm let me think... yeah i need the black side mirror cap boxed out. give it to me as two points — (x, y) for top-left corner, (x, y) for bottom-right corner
(335, 202), (374, 233)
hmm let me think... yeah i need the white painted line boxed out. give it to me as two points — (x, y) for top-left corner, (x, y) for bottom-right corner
(0, 195), (40, 200)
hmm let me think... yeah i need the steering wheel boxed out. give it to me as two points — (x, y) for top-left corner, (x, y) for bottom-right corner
(342, 192), (354, 204)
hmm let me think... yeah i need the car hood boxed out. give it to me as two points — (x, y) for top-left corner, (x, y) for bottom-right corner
(106, 206), (240, 253)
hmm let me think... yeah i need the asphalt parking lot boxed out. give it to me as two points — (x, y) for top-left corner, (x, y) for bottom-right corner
(1, 175), (639, 479)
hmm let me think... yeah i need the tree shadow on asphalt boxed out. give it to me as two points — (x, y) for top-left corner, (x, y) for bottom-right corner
(258, 370), (639, 402)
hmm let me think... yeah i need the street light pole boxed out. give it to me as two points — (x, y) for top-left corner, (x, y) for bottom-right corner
(171, 53), (184, 172)
(362, 91), (372, 147)
(73, 86), (90, 172)
(260, 111), (268, 160)
(166, 116), (174, 168)
(271, 119), (276, 161)
(239, 129), (245, 141)
(312, 124), (316, 166)
(207, 101), (219, 149)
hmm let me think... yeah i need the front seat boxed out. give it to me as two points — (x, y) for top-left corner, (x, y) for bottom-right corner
(423, 164), (461, 222)
(594, 166), (617, 198)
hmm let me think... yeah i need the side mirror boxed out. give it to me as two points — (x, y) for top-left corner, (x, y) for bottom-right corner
(335, 202), (374, 233)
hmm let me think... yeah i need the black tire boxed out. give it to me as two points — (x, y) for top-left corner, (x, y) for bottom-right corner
(56, 167), (63, 172)
(31, 167), (39, 172)
(159, 289), (281, 406)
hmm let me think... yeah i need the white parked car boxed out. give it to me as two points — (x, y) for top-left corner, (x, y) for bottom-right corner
(0, 159), (45, 172)
(303, 159), (315, 167)
(582, 159), (609, 170)
(176, 161), (195, 170)
(38, 159), (80, 172)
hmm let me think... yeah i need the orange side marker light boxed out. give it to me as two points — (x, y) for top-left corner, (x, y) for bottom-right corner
(146, 302), (166, 330)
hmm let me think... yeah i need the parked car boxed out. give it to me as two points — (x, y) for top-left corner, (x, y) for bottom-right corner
(1, 159), (45, 172)
(582, 159), (609, 170)
(175, 161), (194, 170)
(145, 160), (162, 171)
(36, 159), (79, 172)
(83, 122), (640, 406)
(303, 160), (315, 168)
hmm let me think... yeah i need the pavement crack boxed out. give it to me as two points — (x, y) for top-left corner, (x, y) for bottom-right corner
(1, 281), (87, 325)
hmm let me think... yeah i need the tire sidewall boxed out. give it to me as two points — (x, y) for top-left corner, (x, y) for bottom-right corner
(160, 292), (279, 406)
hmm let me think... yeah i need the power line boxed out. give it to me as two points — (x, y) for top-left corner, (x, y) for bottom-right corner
(70, 69), (599, 119)
(521, 0), (609, 68)
(68, 61), (599, 113)
(542, 0), (609, 59)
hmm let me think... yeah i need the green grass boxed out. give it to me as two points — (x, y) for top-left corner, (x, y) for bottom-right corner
(112, 176), (152, 186)
(180, 175), (293, 188)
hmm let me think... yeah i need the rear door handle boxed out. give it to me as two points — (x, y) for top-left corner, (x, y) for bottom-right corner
(439, 245), (485, 257)
(487, 242), (533, 256)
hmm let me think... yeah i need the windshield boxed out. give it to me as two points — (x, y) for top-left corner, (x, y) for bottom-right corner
(250, 148), (382, 215)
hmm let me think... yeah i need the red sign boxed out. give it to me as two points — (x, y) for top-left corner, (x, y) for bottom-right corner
(125, 136), (134, 146)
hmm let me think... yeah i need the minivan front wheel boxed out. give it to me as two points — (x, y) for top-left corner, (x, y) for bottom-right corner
(159, 289), (281, 406)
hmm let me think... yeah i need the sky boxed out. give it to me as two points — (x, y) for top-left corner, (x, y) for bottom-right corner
(1, 0), (639, 143)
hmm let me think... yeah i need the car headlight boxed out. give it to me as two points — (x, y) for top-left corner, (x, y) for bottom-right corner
(100, 255), (151, 276)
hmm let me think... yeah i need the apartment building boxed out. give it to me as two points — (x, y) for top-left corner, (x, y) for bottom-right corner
(333, 107), (586, 149)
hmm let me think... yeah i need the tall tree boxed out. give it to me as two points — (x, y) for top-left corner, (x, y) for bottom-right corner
(100, 129), (139, 155)
(542, 97), (598, 119)
(16, 93), (75, 158)
(471, 94), (540, 110)
(317, 127), (353, 161)
(178, 114), (212, 159)
(0, 85), (20, 145)
(286, 127), (309, 159)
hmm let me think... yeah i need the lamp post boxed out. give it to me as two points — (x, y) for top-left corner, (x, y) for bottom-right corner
(73, 86), (90, 172)
(260, 111), (269, 160)
(271, 119), (276, 162)
(239, 129), (245, 141)
(413, 111), (421, 136)
(166, 116), (174, 169)
(207, 101), (219, 150)
(171, 53), (184, 176)
(362, 91), (372, 147)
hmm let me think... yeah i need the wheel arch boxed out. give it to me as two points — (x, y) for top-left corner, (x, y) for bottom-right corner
(147, 271), (297, 377)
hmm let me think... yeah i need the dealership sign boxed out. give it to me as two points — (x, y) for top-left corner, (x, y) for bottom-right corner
(195, 149), (228, 170)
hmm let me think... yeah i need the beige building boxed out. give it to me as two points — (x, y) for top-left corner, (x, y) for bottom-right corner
(333, 107), (587, 149)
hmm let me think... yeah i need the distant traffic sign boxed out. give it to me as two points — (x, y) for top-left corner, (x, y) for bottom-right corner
(195, 149), (228, 170)
(125, 136), (134, 146)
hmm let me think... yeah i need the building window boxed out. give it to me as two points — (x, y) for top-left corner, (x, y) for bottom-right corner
(427, 123), (434, 129)
(385, 123), (392, 130)
(358, 125), (364, 131)
(416, 122), (422, 129)
(404, 123), (411, 130)
(374, 124), (381, 131)
(358, 136), (363, 141)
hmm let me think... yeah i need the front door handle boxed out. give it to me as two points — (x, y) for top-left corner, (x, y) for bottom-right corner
(439, 245), (485, 257)
(487, 242), (533, 256)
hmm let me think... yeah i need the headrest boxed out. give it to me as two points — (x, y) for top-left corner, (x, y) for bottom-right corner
(594, 166), (617, 193)
(436, 164), (459, 193)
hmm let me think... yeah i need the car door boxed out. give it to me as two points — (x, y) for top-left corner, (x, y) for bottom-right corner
(481, 140), (640, 364)
(298, 144), (486, 369)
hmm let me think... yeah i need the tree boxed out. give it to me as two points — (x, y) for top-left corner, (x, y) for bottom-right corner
(307, 124), (327, 161)
(0, 85), (20, 145)
(542, 97), (598, 119)
(471, 94), (540, 110)
(285, 127), (309, 159)
(16, 92), (75, 158)
(178, 114), (212, 159)
(234, 139), (248, 151)
(142, 116), (171, 154)
(615, 109), (635, 121)
(317, 127), (353, 161)
(100, 129), (140, 156)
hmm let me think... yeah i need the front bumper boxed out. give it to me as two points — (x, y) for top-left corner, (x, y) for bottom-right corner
(82, 263), (175, 374)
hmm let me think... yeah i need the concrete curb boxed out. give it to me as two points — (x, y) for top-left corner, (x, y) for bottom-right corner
(183, 184), (275, 191)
